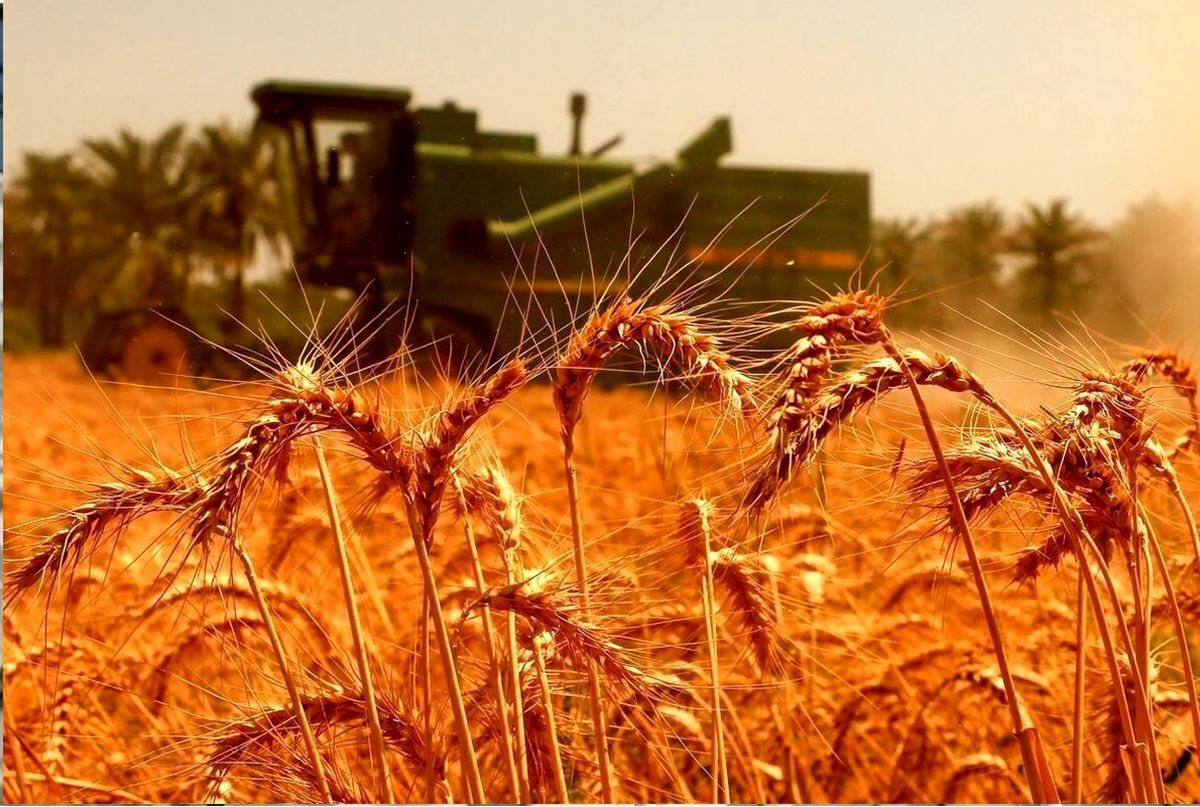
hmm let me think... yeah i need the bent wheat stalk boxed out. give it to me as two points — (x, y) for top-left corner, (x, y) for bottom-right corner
(553, 296), (754, 801)
(764, 332), (1167, 800)
(401, 358), (527, 804)
(749, 324), (1059, 801)
(1070, 573), (1088, 803)
(1140, 507), (1200, 762)
(875, 334), (1059, 804)
(975, 397), (1162, 801)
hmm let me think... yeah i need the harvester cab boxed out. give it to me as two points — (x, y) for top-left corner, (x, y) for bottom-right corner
(247, 80), (733, 364)
(251, 82), (419, 300)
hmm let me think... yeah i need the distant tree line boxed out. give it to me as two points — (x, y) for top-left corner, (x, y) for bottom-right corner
(4, 119), (1197, 349)
(872, 198), (1200, 338)
(4, 122), (282, 348)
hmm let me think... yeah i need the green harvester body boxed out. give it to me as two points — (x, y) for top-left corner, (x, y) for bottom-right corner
(251, 79), (870, 357)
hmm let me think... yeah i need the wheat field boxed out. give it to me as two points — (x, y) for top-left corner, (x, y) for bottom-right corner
(3, 288), (1199, 804)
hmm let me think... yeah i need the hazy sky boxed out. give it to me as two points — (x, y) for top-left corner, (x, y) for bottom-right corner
(6, 1), (1199, 223)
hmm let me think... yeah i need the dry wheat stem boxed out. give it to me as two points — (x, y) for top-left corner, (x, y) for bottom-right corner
(897, 360), (1165, 800)
(460, 464), (534, 801)
(874, 333), (1056, 804)
(680, 500), (730, 803)
(980, 396), (1164, 801)
(559, 453), (615, 802)
(552, 296), (756, 803)
(395, 362), (529, 804)
(451, 473), (521, 800)
(4, 707), (32, 804)
(756, 332), (1057, 801)
(1070, 573), (1088, 803)
(313, 437), (394, 803)
(227, 540), (332, 803)
(530, 634), (571, 804)
(1141, 508), (1200, 760)
(3, 771), (144, 805)
(401, 495), (487, 804)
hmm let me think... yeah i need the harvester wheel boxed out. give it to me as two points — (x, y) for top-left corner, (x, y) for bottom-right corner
(118, 318), (196, 384)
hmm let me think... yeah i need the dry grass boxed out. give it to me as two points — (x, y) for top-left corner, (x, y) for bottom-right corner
(4, 279), (1200, 805)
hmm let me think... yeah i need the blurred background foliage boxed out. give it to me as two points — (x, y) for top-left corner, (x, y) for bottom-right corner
(4, 118), (1199, 351)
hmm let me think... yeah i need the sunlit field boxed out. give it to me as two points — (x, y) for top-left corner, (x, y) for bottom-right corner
(4, 286), (1199, 805)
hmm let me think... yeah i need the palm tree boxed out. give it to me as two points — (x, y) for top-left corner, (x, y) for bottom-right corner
(7, 152), (95, 346)
(938, 201), (1006, 301)
(187, 122), (284, 324)
(82, 123), (200, 309)
(873, 217), (932, 292)
(1009, 199), (1100, 318)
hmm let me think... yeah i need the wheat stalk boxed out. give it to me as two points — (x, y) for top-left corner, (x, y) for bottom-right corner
(312, 437), (393, 803)
(678, 499), (730, 802)
(450, 471), (521, 800)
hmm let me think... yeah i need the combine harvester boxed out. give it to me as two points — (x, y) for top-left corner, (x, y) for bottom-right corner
(85, 80), (869, 378)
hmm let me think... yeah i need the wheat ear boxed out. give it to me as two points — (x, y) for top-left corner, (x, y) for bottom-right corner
(207, 688), (443, 800)
(403, 360), (527, 804)
(480, 577), (651, 696)
(747, 349), (986, 512)
(6, 470), (200, 599)
(1122, 347), (1199, 457)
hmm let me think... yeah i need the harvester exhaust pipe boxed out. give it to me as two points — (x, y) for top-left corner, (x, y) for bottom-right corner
(569, 92), (587, 157)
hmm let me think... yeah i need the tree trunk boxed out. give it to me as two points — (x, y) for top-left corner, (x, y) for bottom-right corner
(229, 258), (246, 324)
(40, 222), (70, 348)
(37, 257), (64, 348)
(1042, 258), (1057, 318)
